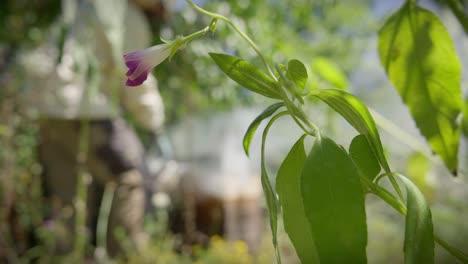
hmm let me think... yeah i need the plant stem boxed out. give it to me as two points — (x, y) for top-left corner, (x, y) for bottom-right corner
(372, 184), (468, 263)
(261, 111), (288, 264)
(181, 25), (210, 44)
(434, 235), (468, 263)
(185, 0), (276, 79)
(97, 183), (116, 255)
(73, 118), (90, 262)
(273, 65), (320, 137)
(446, 0), (468, 34)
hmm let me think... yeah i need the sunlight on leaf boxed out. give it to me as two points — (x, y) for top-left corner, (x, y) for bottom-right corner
(209, 53), (282, 99)
(378, 2), (462, 175)
(313, 89), (390, 173)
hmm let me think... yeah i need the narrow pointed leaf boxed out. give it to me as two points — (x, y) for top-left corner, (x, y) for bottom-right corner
(243, 102), (284, 156)
(261, 112), (288, 264)
(209, 53), (282, 99)
(378, 2), (462, 174)
(301, 137), (367, 263)
(398, 175), (434, 264)
(286, 59), (308, 92)
(349, 134), (381, 181)
(313, 89), (390, 173)
(276, 135), (319, 263)
(261, 164), (280, 263)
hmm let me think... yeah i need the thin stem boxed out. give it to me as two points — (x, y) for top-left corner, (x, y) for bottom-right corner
(372, 185), (407, 215)
(434, 235), (468, 263)
(97, 183), (116, 255)
(185, 0), (275, 79)
(274, 65), (320, 137)
(294, 105), (321, 138)
(261, 111), (288, 264)
(446, 0), (468, 34)
(375, 172), (406, 201)
(182, 26), (210, 43)
(73, 118), (90, 262)
(262, 111), (289, 151)
(372, 184), (468, 263)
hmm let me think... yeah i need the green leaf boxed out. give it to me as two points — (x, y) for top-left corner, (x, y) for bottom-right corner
(209, 53), (282, 99)
(313, 89), (390, 173)
(261, 112), (288, 264)
(398, 175), (435, 264)
(349, 134), (381, 182)
(378, 2), (462, 174)
(286, 59), (308, 92)
(406, 152), (431, 198)
(312, 57), (348, 90)
(276, 135), (319, 264)
(243, 102), (285, 156)
(301, 137), (367, 264)
(261, 163), (280, 263)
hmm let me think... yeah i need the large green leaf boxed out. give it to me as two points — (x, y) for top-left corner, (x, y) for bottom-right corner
(276, 135), (319, 263)
(312, 89), (390, 173)
(378, 2), (462, 174)
(209, 53), (282, 99)
(398, 175), (434, 264)
(301, 137), (367, 263)
(349, 134), (381, 182)
(243, 102), (284, 156)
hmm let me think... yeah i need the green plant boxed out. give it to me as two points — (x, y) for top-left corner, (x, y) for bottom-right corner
(127, 0), (468, 263)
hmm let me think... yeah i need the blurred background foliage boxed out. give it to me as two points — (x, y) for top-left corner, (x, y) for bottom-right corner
(1, 0), (468, 263)
(156, 0), (374, 124)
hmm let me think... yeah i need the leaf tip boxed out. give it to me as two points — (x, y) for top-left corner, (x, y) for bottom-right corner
(451, 169), (458, 177)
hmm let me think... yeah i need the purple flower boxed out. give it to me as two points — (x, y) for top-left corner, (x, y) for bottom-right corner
(123, 44), (171, 87)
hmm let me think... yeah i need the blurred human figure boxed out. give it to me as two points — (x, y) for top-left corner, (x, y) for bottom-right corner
(19, 0), (167, 257)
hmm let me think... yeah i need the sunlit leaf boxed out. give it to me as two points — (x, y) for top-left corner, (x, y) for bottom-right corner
(313, 89), (390, 173)
(301, 137), (367, 263)
(349, 134), (381, 182)
(312, 57), (348, 90)
(286, 59), (308, 92)
(378, 2), (462, 174)
(406, 152), (432, 200)
(398, 175), (435, 264)
(209, 53), (282, 99)
(243, 102), (284, 156)
(276, 135), (319, 263)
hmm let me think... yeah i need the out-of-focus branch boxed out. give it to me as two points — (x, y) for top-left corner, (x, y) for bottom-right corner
(446, 0), (468, 34)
